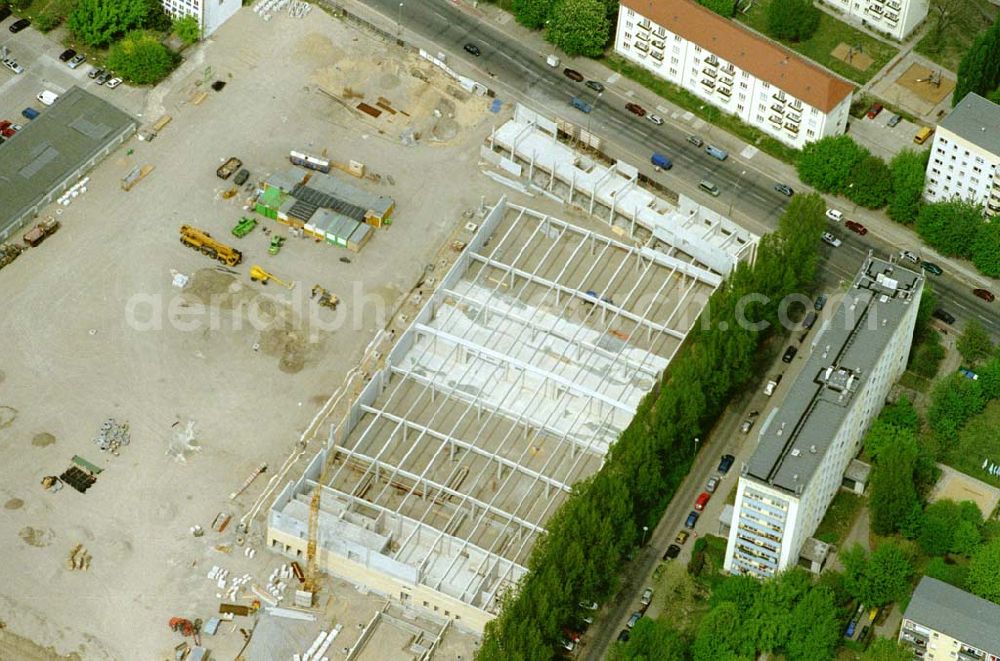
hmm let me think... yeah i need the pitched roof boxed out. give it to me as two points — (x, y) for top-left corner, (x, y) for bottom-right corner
(622, 0), (854, 113)
(904, 577), (1000, 654)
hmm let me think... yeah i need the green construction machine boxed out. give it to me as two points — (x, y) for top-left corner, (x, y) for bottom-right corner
(268, 236), (285, 255)
(231, 216), (257, 238)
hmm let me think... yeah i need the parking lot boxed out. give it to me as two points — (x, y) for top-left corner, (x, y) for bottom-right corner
(848, 106), (928, 162)
(0, 6), (509, 659)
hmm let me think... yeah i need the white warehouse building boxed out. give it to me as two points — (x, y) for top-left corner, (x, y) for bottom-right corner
(615, 0), (854, 149)
(159, 0), (241, 36)
(819, 0), (928, 41)
(924, 92), (1000, 217)
(724, 257), (923, 578)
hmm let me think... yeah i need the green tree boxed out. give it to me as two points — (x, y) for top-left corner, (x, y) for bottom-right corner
(862, 637), (918, 661)
(869, 433), (919, 535)
(952, 520), (982, 556)
(785, 587), (840, 661)
(512, 0), (554, 29)
(142, 0), (172, 31)
(33, 11), (62, 32)
(958, 319), (995, 365)
(880, 396), (919, 431)
(954, 19), (1000, 106)
(766, 0), (821, 41)
(929, 374), (986, 437)
(887, 150), (929, 224)
(797, 136), (868, 194)
(698, 0), (738, 16)
(842, 542), (913, 607)
(925, 556), (970, 587)
(545, 0), (610, 57)
(106, 31), (177, 85)
(846, 154), (893, 209)
(172, 15), (201, 45)
(609, 617), (687, 661)
(692, 602), (753, 661)
(916, 200), (985, 257)
(972, 220), (1000, 277)
(919, 500), (962, 555)
(68, 0), (151, 47)
(966, 535), (1000, 604)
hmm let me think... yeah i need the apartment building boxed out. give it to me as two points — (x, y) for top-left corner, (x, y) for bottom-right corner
(924, 93), (1000, 217)
(820, 0), (928, 40)
(615, 0), (854, 149)
(723, 257), (923, 578)
(159, 0), (241, 37)
(899, 577), (1000, 660)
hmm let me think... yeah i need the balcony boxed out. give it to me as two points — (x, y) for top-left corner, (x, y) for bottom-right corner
(634, 41), (649, 52)
(787, 113), (801, 123)
(988, 201), (1000, 213)
(886, 12), (898, 22)
(637, 19), (651, 30)
(769, 114), (783, 126)
(771, 103), (785, 114)
(722, 65), (735, 75)
(701, 79), (716, 89)
(772, 91), (786, 102)
(719, 75), (733, 86)
(784, 123), (799, 134)
(654, 28), (666, 38)
(704, 56), (719, 67)
(650, 50), (663, 61)
(717, 86), (731, 97)
(635, 31), (649, 41)
(790, 100), (802, 111)
(651, 39), (665, 49)
(958, 649), (984, 661)
(888, 0), (900, 8)
(703, 67), (717, 78)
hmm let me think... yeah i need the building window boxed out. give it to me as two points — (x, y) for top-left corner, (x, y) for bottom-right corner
(740, 82), (748, 89)
(694, 45), (702, 52)
(737, 103), (745, 111)
(807, 129), (815, 137)
(670, 67), (678, 75)
(762, 81), (770, 89)
(742, 71), (749, 78)
(671, 56), (679, 64)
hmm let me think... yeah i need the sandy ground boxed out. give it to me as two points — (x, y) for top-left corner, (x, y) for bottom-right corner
(0, 6), (511, 659)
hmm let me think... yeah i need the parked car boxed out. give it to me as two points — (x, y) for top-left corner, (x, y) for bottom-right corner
(718, 454), (735, 474)
(617, 629), (631, 643)
(866, 103), (883, 119)
(563, 627), (582, 643)
(973, 288), (995, 303)
(825, 208), (843, 222)
(782, 345), (798, 363)
(2, 57), (23, 74)
(706, 477), (720, 493)
(96, 71), (111, 85)
(463, 43), (480, 56)
(888, 113), (903, 127)
(9, 18), (30, 33)
(640, 588), (653, 609)
(675, 530), (690, 544)
(921, 261), (943, 276)
(687, 135), (704, 147)
(21, 107), (39, 120)
(740, 417), (755, 433)
(814, 294), (828, 311)
(627, 612), (643, 628)
(88, 67), (104, 79)
(764, 379), (779, 396)
(106, 77), (123, 89)
(932, 308), (955, 324)
(579, 600), (598, 611)
(0, 121), (16, 138)
(0, 6), (12, 21)
(563, 67), (584, 82)
(58, 48), (76, 62)
(36, 90), (59, 106)
(663, 544), (681, 560)
(694, 492), (711, 512)
(959, 368), (979, 380)
(647, 113), (664, 125)
(560, 637), (575, 651)
(685, 511), (699, 529)
(774, 183), (794, 197)
(802, 311), (818, 330)
(625, 102), (646, 116)
(899, 250), (920, 264)
(585, 79), (604, 92)
(845, 220), (868, 235)
(234, 168), (250, 186)
(821, 232), (842, 248)
(68, 53), (86, 69)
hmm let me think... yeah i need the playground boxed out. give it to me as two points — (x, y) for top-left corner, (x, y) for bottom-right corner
(867, 54), (958, 122)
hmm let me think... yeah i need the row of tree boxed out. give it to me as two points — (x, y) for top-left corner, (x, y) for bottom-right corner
(915, 200), (1000, 278)
(510, 0), (617, 56)
(953, 16), (1000, 107)
(476, 195), (827, 659)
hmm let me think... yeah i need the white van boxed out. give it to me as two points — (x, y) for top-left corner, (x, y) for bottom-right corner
(36, 90), (59, 106)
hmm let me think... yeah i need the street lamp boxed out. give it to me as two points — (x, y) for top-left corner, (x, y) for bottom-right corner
(397, 2), (404, 36)
(728, 170), (747, 217)
(694, 437), (700, 454)
(641, 525), (649, 546)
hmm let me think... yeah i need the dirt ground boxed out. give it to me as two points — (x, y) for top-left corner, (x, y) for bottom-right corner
(894, 63), (955, 105)
(866, 52), (958, 122)
(930, 465), (1000, 519)
(0, 7), (511, 660)
(831, 43), (874, 72)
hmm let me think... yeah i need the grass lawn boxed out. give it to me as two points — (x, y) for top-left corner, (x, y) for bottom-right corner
(735, 0), (897, 85)
(814, 491), (865, 545)
(898, 370), (931, 393)
(915, 0), (998, 73)
(939, 399), (1000, 488)
(603, 55), (801, 165)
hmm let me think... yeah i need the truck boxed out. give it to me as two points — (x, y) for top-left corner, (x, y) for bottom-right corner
(179, 225), (243, 266)
(23, 218), (60, 247)
(231, 216), (257, 238)
(571, 96), (592, 114)
(216, 157), (243, 180)
(650, 152), (673, 170)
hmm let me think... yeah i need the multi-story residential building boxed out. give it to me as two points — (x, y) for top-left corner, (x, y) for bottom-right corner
(820, 0), (928, 40)
(924, 93), (1000, 217)
(899, 576), (1000, 660)
(723, 257), (923, 578)
(159, 0), (241, 37)
(615, 0), (854, 149)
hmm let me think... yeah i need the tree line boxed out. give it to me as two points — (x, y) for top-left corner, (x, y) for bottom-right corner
(476, 194), (827, 659)
(954, 16), (1000, 107)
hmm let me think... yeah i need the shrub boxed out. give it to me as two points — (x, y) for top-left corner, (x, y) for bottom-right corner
(106, 31), (177, 85)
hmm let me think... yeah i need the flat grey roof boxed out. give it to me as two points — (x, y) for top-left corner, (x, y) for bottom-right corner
(0, 86), (137, 237)
(940, 93), (1000, 156)
(745, 257), (923, 494)
(904, 577), (1000, 653)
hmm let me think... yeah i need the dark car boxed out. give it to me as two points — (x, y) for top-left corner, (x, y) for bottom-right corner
(687, 135), (704, 147)
(888, 113), (902, 127)
(814, 294), (828, 311)
(663, 544), (681, 560)
(625, 102), (646, 117)
(88, 67), (104, 80)
(617, 629), (631, 643)
(685, 511), (700, 529)
(463, 43), (480, 56)
(866, 103), (883, 119)
(932, 308), (955, 325)
(845, 220), (868, 235)
(563, 68), (584, 82)
(96, 71), (112, 85)
(585, 80), (604, 92)
(9, 17), (30, 33)
(718, 454), (735, 474)
(973, 288), (996, 303)
(233, 168), (250, 186)
(921, 261), (943, 276)
(59, 48), (76, 62)
(782, 345), (798, 363)
(774, 183), (794, 197)
(0, 6), (12, 22)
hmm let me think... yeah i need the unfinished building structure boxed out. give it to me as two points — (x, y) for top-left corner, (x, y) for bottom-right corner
(268, 195), (757, 631)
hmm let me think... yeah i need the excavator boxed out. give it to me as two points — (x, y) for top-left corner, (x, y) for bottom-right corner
(249, 265), (294, 289)
(169, 617), (202, 646)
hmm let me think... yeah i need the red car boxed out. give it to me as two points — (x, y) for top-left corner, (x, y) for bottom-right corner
(973, 288), (995, 303)
(625, 102), (646, 117)
(866, 103), (883, 119)
(845, 220), (868, 235)
(0, 120), (17, 138)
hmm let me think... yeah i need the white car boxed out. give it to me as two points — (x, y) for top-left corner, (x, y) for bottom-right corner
(764, 379), (778, 396)
(647, 113), (664, 125)
(2, 58), (24, 74)
(106, 77), (123, 89)
(825, 208), (843, 222)
(899, 250), (920, 264)
(821, 232), (842, 248)
(37, 90), (59, 106)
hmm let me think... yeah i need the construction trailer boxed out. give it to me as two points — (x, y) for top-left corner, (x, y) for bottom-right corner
(304, 209), (372, 253)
